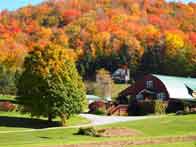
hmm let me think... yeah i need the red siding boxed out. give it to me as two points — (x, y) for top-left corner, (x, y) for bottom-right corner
(119, 75), (169, 99)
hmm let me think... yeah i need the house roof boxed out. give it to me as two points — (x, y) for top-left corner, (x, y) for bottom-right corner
(153, 74), (196, 101)
(86, 95), (101, 100)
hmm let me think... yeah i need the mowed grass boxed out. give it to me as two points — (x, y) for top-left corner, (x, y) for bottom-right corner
(112, 83), (129, 99)
(0, 95), (15, 102)
(129, 142), (196, 147)
(0, 114), (195, 147)
(107, 114), (196, 137)
(0, 111), (90, 131)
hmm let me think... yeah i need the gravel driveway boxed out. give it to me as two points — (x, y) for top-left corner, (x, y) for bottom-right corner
(80, 114), (148, 125)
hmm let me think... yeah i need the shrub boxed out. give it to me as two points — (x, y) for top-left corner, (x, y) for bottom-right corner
(93, 108), (106, 115)
(129, 100), (154, 116)
(166, 100), (185, 113)
(89, 100), (106, 115)
(0, 101), (16, 111)
(76, 127), (100, 137)
(154, 100), (168, 114)
(129, 100), (168, 115)
(137, 101), (155, 115)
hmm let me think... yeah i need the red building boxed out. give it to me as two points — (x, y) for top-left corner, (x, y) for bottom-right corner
(117, 74), (196, 115)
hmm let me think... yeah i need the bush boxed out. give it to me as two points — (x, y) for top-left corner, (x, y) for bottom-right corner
(128, 100), (154, 115)
(129, 100), (168, 115)
(89, 100), (106, 115)
(166, 100), (185, 113)
(76, 127), (100, 137)
(93, 108), (106, 115)
(137, 101), (155, 115)
(0, 102), (16, 111)
(154, 100), (168, 114)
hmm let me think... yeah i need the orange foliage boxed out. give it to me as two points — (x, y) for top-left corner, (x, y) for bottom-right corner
(0, 0), (195, 75)
(63, 9), (81, 24)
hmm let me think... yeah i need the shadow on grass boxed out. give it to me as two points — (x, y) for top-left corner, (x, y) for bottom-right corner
(0, 116), (61, 129)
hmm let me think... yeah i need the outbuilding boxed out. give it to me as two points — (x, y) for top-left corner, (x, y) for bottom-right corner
(118, 74), (196, 114)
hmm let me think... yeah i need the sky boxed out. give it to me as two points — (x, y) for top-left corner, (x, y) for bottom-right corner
(0, 0), (43, 11)
(0, 0), (195, 11)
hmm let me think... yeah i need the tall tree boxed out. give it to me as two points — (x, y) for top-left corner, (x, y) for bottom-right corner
(16, 43), (87, 125)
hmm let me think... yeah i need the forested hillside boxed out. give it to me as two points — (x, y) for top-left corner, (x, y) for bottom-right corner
(0, 0), (195, 93)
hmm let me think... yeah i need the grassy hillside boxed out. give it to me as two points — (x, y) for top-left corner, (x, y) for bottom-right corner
(0, 114), (195, 147)
(129, 142), (196, 147)
(0, 111), (89, 132)
(112, 83), (129, 99)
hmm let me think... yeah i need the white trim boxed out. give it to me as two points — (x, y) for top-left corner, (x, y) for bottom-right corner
(137, 89), (155, 95)
(146, 80), (153, 89)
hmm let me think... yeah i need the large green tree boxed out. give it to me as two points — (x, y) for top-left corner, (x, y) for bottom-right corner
(16, 44), (87, 125)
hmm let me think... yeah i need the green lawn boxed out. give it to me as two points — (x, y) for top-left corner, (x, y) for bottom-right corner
(112, 83), (129, 99)
(0, 95), (16, 102)
(0, 111), (90, 131)
(107, 114), (196, 137)
(129, 142), (196, 147)
(0, 95), (15, 99)
(85, 81), (129, 100)
(0, 114), (195, 147)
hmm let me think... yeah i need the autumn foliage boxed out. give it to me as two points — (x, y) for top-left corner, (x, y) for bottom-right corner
(0, 0), (195, 86)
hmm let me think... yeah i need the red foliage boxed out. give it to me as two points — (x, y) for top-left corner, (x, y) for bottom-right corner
(189, 32), (196, 47)
(0, 0), (195, 76)
(89, 100), (106, 113)
(0, 102), (16, 111)
(63, 9), (81, 24)
(148, 15), (163, 27)
(96, 19), (110, 32)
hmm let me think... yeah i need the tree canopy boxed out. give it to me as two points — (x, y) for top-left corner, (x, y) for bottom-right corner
(0, 0), (195, 85)
(16, 43), (87, 125)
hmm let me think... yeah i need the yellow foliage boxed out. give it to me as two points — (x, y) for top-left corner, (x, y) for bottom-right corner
(32, 44), (78, 77)
(126, 37), (144, 57)
(86, 22), (97, 35)
(111, 14), (128, 24)
(38, 27), (52, 39)
(92, 31), (111, 54)
(130, 3), (140, 15)
(64, 49), (78, 61)
(143, 25), (159, 36)
(165, 32), (185, 56)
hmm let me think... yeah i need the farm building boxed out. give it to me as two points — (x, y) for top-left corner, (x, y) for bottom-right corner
(112, 68), (130, 83)
(86, 95), (102, 104)
(117, 74), (196, 115)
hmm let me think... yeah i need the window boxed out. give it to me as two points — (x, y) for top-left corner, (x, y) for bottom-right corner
(157, 92), (166, 100)
(146, 80), (153, 89)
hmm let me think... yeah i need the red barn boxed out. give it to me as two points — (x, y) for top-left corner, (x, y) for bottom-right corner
(117, 74), (196, 115)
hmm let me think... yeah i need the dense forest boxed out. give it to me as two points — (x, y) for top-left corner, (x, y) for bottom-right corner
(0, 0), (195, 94)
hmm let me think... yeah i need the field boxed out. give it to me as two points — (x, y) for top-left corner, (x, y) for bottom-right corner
(111, 83), (129, 99)
(0, 112), (195, 147)
(0, 111), (90, 132)
(129, 142), (196, 147)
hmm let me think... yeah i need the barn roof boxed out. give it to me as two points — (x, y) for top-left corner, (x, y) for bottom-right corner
(153, 74), (196, 101)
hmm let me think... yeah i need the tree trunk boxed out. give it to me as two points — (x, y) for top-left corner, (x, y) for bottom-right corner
(48, 113), (52, 123)
(60, 113), (67, 126)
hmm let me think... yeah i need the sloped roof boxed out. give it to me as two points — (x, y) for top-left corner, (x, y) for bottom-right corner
(86, 95), (101, 100)
(153, 74), (196, 101)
